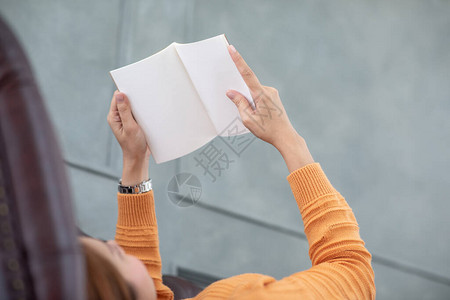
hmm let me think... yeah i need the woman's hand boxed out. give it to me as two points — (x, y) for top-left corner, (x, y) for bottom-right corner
(226, 45), (314, 172)
(226, 45), (298, 150)
(107, 91), (150, 186)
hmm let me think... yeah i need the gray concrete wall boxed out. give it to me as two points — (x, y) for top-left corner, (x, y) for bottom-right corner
(1, 0), (449, 298)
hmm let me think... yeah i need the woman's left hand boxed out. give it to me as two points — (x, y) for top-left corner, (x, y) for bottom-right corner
(107, 91), (150, 186)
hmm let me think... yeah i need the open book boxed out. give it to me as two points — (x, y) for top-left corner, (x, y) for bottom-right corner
(110, 34), (254, 164)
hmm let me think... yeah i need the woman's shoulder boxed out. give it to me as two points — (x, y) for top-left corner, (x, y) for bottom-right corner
(196, 273), (275, 298)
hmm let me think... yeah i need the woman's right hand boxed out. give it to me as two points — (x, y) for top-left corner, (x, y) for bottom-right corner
(226, 45), (297, 149)
(226, 45), (314, 172)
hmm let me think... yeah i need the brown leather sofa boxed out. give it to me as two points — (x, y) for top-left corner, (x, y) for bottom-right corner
(0, 15), (201, 300)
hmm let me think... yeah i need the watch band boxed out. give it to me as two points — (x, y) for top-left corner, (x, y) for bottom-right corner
(118, 178), (152, 194)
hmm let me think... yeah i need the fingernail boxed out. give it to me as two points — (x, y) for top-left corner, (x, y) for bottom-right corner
(229, 45), (236, 53)
(226, 90), (236, 99)
(116, 93), (124, 103)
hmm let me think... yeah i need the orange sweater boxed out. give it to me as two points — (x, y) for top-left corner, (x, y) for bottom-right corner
(115, 163), (376, 299)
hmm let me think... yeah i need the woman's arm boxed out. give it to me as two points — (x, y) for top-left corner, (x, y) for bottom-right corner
(107, 92), (174, 300)
(221, 46), (376, 299)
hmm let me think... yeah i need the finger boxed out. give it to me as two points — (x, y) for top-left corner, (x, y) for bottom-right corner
(228, 45), (263, 95)
(226, 89), (253, 124)
(108, 91), (122, 130)
(116, 92), (136, 128)
(109, 90), (119, 115)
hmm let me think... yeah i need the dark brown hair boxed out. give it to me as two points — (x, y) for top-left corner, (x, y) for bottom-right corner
(81, 241), (137, 300)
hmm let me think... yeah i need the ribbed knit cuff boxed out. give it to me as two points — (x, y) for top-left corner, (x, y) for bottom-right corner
(286, 163), (337, 206)
(117, 190), (157, 227)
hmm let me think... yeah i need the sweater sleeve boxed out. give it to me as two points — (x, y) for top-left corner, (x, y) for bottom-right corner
(190, 163), (375, 300)
(282, 163), (376, 299)
(114, 190), (174, 300)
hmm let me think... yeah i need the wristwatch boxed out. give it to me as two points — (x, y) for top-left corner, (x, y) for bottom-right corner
(118, 178), (152, 194)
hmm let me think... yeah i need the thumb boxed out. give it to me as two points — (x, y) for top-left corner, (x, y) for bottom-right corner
(226, 89), (253, 118)
(115, 93), (134, 127)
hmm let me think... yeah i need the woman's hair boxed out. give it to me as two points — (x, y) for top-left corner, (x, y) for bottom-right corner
(81, 240), (137, 300)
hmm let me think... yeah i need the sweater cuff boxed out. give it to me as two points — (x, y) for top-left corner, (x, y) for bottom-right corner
(117, 190), (157, 227)
(286, 163), (337, 207)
